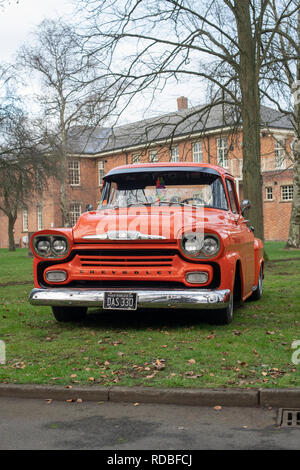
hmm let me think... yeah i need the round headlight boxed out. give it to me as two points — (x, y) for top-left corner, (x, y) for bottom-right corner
(52, 238), (68, 255)
(36, 239), (51, 256)
(202, 236), (219, 256)
(181, 233), (203, 256)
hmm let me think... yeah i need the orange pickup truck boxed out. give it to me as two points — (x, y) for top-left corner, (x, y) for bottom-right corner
(29, 163), (264, 324)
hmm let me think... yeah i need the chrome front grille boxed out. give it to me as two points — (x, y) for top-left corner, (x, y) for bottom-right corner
(79, 255), (174, 268)
(77, 248), (177, 268)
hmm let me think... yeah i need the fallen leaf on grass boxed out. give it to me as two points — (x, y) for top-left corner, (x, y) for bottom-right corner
(232, 330), (242, 336)
(154, 359), (166, 370)
(187, 359), (196, 365)
(11, 362), (26, 369)
(206, 334), (215, 340)
(146, 373), (157, 379)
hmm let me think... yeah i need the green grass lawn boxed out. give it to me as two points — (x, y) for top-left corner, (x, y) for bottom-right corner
(0, 249), (33, 284)
(0, 244), (300, 388)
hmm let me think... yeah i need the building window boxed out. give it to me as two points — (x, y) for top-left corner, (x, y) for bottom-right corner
(217, 138), (228, 168)
(22, 208), (28, 232)
(275, 139), (286, 169)
(170, 146), (179, 162)
(69, 203), (82, 226)
(98, 161), (105, 186)
(265, 187), (273, 200)
(149, 150), (158, 162)
(68, 160), (80, 186)
(132, 153), (141, 164)
(192, 142), (203, 163)
(281, 185), (293, 201)
(37, 205), (43, 231)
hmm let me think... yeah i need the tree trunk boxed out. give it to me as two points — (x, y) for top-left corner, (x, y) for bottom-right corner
(286, 142), (300, 248)
(234, 0), (264, 241)
(286, 4), (300, 248)
(8, 213), (16, 251)
(60, 127), (69, 227)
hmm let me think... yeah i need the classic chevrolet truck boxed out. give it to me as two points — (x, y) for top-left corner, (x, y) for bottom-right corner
(29, 163), (264, 324)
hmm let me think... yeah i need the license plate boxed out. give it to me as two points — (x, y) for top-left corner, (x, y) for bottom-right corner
(103, 292), (138, 310)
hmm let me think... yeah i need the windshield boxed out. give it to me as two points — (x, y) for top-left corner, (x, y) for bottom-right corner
(99, 171), (228, 210)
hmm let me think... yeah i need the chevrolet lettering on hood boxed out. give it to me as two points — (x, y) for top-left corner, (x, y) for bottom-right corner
(82, 230), (166, 240)
(29, 163), (264, 324)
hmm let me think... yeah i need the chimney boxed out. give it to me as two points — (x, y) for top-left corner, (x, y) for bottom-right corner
(177, 96), (188, 111)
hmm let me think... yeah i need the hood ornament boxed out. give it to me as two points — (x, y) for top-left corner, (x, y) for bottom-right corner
(82, 230), (166, 240)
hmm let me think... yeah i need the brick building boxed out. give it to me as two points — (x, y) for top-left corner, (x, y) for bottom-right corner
(0, 99), (295, 248)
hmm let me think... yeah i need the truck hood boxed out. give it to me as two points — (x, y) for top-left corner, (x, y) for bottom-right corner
(73, 206), (228, 243)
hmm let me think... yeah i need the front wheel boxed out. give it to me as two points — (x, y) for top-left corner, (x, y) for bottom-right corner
(210, 294), (234, 325)
(52, 306), (87, 322)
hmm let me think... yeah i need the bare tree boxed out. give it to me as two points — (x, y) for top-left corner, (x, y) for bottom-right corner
(0, 97), (58, 251)
(0, 0), (19, 8)
(19, 18), (110, 226)
(260, 0), (300, 248)
(77, 0), (299, 241)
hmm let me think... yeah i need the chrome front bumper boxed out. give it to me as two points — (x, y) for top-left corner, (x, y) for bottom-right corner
(29, 287), (231, 310)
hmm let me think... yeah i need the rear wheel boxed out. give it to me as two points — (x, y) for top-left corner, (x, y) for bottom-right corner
(250, 266), (263, 301)
(52, 306), (87, 322)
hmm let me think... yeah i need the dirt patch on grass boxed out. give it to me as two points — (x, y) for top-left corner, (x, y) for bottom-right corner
(0, 281), (33, 287)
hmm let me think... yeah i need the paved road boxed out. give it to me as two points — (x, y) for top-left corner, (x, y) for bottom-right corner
(0, 397), (299, 450)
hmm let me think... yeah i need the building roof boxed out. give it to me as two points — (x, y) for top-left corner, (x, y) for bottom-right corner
(67, 103), (294, 156)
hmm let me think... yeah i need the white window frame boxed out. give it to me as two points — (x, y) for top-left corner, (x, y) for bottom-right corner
(132, 153), (141, 164)
(22, 208), (28, 232)
(265, 186), (273, 200)
(281, 185), (293, 201)
(217, 138), (228, 168)
(275, 139), (286, 169)
(149, 149), (158, 162)
(69, 202), (82, 226)
(98, 160), (105, 186)
(170, 146), (179, 162)
(192, 141), (203, 163)
(37, 205), (43, 231)
(68, 160), (80, 186)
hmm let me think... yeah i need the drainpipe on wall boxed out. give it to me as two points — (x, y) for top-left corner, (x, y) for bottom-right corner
(207, 135), (211, 163)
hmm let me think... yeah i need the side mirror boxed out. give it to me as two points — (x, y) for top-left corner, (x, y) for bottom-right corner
(85, 204), (94, 212)
(240, 199), (251, 215)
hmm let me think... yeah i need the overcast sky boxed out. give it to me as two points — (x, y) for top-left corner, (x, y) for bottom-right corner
(0, 0), (75, 62)
(0, 0), (203, 123)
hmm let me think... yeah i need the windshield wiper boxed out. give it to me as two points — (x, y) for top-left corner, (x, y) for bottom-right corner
(158, 201), (204, 208)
